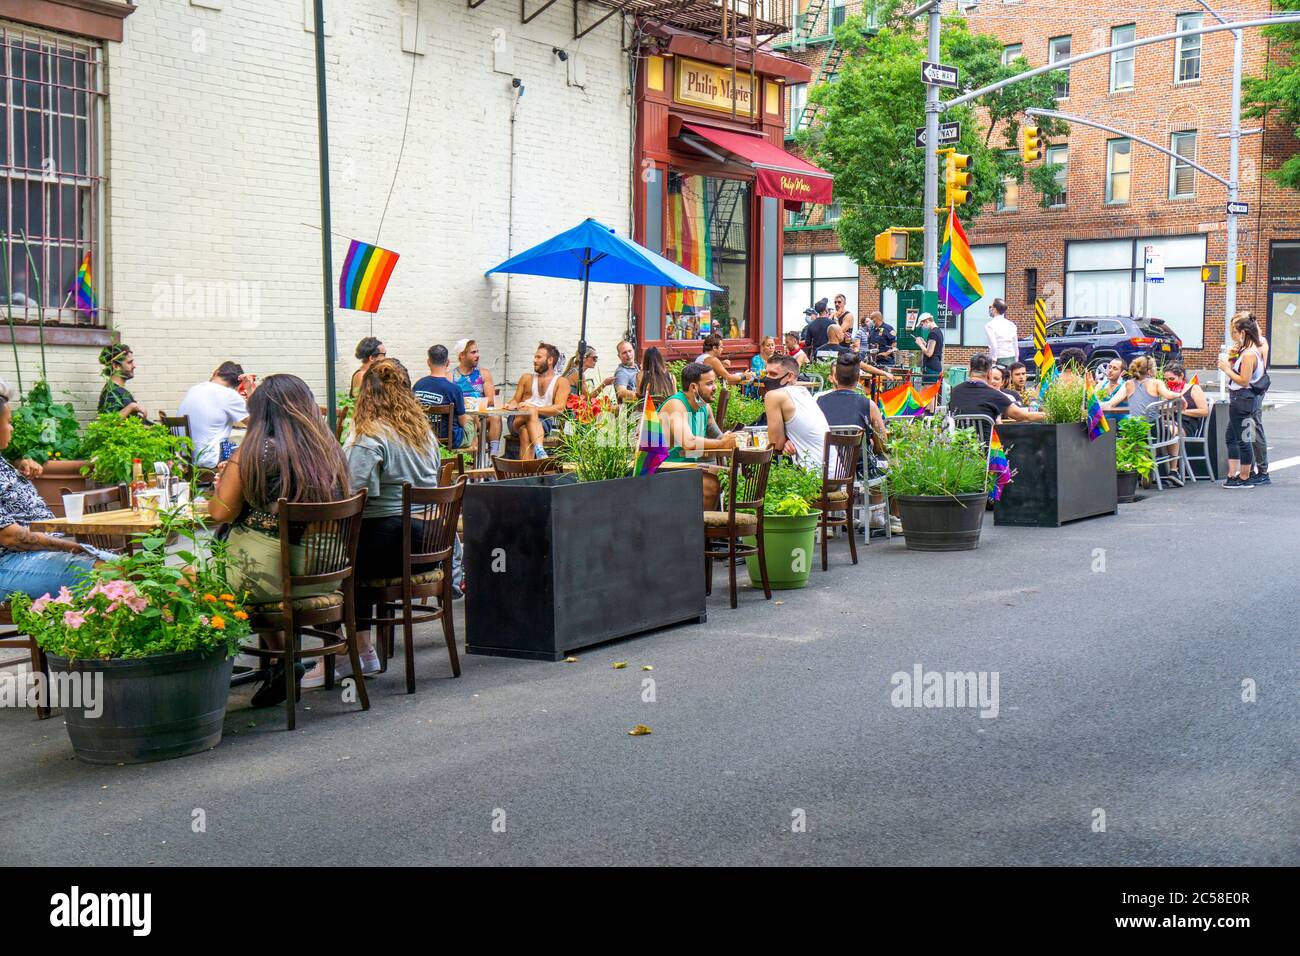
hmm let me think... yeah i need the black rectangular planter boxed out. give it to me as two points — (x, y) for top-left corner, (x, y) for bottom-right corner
(994, 422), (1117, 527)
(462, 469), (707, 660)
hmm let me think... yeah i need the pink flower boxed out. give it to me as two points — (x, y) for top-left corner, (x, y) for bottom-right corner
(51, 586), (74, 606)
(30, 593), (53, 614)
(63, 610), (87, 630)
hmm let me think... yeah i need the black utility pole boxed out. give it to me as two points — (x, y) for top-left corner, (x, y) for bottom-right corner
(313, 0), (338, 433)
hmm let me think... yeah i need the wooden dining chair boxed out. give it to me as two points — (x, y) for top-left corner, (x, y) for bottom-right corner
(0, 605), (50, 719)
(715, 386), (731, 430)
(61, 483), (132, 555)
(438, 457), (462, 487)
(704, 447), (773, 609)
(816, 429), (862, 571)
(240, 490), (369, 730)
(491, 456), (561, 480)
(357, 480), (465, 694)
(423, 403), (456, 451)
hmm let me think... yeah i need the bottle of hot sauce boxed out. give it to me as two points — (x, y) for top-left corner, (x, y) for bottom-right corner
(130, 458), (147, 510)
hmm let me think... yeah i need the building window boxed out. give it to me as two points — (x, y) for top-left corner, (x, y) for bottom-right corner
(1025, 268), (1038, 305)
(1066, 235), (1208, 348)
(1049, 35), (1071, 98)
(1046, 143), (1068, 206)
(782, 252), (858, 336)
(1110, 24), (1136, 91)
(831, 0), (847, 30)
(1176, 13), (1203, 83)
(1169, 130), (1197, 198)
(863, 1), (879, 30)
(1002, 44), (1023, 66)
(1106, 139), (1131, 204)
(997, 151), (1018, 212)
(0, 24), (104, 327)
(663, 172), (751, 341)
(787, 82), (806, 137)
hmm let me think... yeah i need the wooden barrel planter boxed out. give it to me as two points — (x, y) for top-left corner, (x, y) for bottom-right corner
(896, 492), (987, 551)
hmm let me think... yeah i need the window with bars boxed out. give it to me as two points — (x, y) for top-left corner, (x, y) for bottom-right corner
(0, 24), (103, 327)
(1110, 24), (1136, 92)
(1170, 130), (1197, 198)
(1176, 13), (1203, 83)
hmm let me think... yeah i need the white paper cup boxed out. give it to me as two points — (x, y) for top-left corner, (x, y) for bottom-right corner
(62, 493), (85, 521)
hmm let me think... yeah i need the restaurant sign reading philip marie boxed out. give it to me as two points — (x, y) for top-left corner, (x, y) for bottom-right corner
(675, 57), (756, 117)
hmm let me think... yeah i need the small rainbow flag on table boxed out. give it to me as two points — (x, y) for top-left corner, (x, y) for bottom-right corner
(1084, 371), (1109, 442)
(988, 427), (1013, 502)
(1037, 341), (1058, 395)
(73, 251), (96, 316)
(632, 391), (670, 477)
(339, 239), (399, 313)
(877, 381), (942, 417)
(937, 207), (984, 315)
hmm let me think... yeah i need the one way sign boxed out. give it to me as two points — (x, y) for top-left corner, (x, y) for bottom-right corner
(921, 61), (959, 88)
(915, 121), (961, 148)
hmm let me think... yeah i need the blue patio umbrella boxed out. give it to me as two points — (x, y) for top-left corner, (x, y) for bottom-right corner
(486, 217), (721, 376)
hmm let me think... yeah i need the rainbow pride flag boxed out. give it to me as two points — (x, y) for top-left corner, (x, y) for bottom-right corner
(632, 391), (670, 476)
(877, 381), (942, 417)
(1037, 341), (1058, 395)
(1084, 371), (1109, 442)
(73, 251), (96, 316)
(988, 427), (1013, 502)
(666, 178), (711, 316)
(937, 207), (984, 316)
(339, 239), (399, 313)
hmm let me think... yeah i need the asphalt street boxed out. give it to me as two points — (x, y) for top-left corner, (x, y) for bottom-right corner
(3, 395), (1297, 867)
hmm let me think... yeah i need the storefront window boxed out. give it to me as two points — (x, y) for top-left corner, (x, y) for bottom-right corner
(662, 171), (751, 341)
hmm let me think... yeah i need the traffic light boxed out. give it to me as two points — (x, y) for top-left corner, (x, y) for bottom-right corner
(1022, 125), (1042, 163)
(944, 152), (972, 207)
(874, 228), (910, 265)
(1200, 261), (1246, 285)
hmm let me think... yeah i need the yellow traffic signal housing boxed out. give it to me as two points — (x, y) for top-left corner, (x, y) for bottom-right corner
(1022, 125), (1042, 163)
(1200, 261), (1246, 285)
(875, 228), (910, 265)
(945, 152), (972, 207)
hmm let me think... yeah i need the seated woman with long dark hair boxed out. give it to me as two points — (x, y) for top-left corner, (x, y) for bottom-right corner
(208, 374), (350, 706)
(0, 378), (100, 602)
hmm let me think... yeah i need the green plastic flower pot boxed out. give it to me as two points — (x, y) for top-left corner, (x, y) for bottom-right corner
(743, 510), (822, 590)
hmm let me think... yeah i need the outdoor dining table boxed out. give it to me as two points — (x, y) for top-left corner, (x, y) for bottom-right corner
(31, 500), (211, 538)
(465, 405), (514, 469)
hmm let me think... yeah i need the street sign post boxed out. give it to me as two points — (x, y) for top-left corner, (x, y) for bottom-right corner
(921, 61), (959, 88)
(1227, 200), (1249, 216)
(914, 121), (961, 148)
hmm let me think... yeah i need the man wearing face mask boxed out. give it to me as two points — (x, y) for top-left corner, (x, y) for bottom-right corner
(763, 355), (828, 469)
(984, 298), (1019, 368)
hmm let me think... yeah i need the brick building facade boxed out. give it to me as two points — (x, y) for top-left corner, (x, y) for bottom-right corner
(780, 0), (1300, 368)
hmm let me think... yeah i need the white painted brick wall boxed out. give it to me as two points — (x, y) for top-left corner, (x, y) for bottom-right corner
(9, 0), (631, 416)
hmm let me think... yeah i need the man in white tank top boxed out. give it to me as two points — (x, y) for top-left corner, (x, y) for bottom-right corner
(763, 355), (828, 470)
(504, 342), (571, 460)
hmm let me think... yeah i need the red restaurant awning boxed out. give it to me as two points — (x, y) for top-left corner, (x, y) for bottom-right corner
(680, 123), (834, 209)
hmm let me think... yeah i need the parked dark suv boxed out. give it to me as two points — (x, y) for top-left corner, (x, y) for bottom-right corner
(1017, 316), (1183, 372)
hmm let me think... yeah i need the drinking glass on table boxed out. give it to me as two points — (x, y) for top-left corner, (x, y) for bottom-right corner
(62, 492), (85, 521)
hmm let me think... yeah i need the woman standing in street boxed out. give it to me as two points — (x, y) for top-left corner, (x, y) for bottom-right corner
(1218, 314), (1267, 488)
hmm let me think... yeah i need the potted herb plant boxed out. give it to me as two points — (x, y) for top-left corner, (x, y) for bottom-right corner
(1114, 417), (1154, 503)
(994, 376), (1117, 528)
(887, 419), (989, 551)
(461, 403), (706, 660)
(738, 458), (822, 589)
(8, 511), (250, 764)
(3, 381), (89, 513)
(78, 411), (193, 486)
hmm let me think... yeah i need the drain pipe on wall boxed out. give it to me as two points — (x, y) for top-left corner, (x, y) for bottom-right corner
(504, 77), (524, 382)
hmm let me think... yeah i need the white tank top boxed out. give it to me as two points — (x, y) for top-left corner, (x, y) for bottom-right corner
(783, 386), (829, 469)
(527, 372), (560, 407)
(1228, 347), (1264, 392)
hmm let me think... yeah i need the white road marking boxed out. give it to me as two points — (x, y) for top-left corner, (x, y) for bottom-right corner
(1266, 455), (1300, 472)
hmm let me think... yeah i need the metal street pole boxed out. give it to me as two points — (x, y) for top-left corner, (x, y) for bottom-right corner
(313, 0), (338, 433)
(922, 4), (941, 301)
(1223, 23), (1243, 397)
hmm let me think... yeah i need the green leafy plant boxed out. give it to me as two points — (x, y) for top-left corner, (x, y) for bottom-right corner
(1115, 417), (1155, 479)
(9, 509), (249, 660)
(78, 412), (193, 485)
(761, 458), (823, 512)
(1040, 376), (1087, 424)
(4, 380), (81, 464)
(555, 402), (637, 483)
(770, 493), (812, 517)
(663, 358), (765, 427)
(886, 419), (988, 497)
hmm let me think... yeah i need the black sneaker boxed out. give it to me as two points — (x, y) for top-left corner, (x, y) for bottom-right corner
(1222, 476), (1251, 489)
(1250, 473), (1271, 486)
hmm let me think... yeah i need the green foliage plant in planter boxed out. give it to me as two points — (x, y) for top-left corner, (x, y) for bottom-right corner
(5, 380), (89, 514)
(78, 412), (193, 486)
(887, 419), (989, 551)
(555, 402), (637, 483)
(1115, 417), (1155, 502)
(740, 458), (823, 590)
(9, 509), (250, 763)
(1040, 377), (1087, 425)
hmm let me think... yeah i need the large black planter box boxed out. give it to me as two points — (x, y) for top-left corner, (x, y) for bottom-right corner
(994, 422), (1117, 527)
(462, 470), (707, 660)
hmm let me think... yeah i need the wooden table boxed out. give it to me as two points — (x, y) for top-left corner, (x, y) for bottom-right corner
(32, 501), (210, 537)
